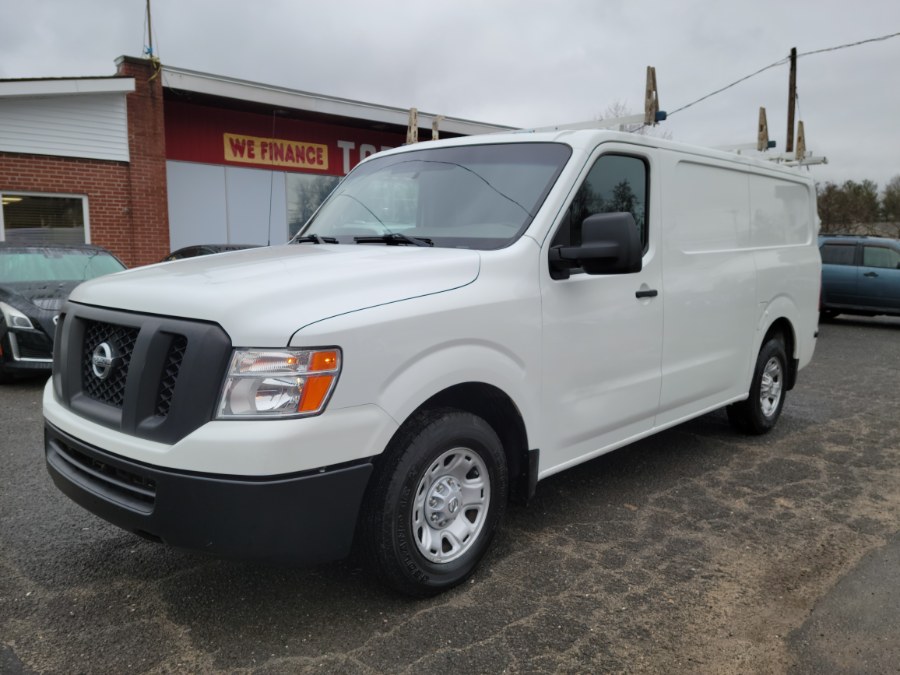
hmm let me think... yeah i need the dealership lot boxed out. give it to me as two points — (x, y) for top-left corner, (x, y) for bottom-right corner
(2, 317), (898, 674)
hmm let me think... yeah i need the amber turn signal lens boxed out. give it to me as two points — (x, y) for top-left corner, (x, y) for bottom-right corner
(298, 374), (335, 412)
(309, 350), (339, 372)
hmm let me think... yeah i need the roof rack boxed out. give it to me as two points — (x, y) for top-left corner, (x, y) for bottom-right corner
(517, 66), (666, 134)
(719, 108), (828, 166)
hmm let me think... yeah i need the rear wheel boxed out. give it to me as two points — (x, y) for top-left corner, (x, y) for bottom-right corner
(727, 335), (788, 435)
(360, 408), (507, 596)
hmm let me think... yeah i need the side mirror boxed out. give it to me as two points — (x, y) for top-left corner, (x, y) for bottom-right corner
(550, 212), (642, 279)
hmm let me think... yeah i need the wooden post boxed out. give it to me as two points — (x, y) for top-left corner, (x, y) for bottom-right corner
(644, 66), (659, 126)
(757, 107), (769, 152)
(796, 120), (806, 160)
(406, 108), (418, 144)
(432, 115), (444, 141)
(786, 47), (797, 153)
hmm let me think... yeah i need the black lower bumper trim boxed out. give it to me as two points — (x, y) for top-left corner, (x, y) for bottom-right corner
(44, 422), (373, 565)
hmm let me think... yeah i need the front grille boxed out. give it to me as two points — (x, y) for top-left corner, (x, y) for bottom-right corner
(50, 436), (156, 513)
(155, 335), (188, 417)
(56, 303), (232, 444)
(18, 343), (53, 360)
(8, 331), (53, 361)
(81, 321), (139, 408)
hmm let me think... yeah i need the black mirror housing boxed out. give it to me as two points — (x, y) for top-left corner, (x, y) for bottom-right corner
(550, 212), (642, 278)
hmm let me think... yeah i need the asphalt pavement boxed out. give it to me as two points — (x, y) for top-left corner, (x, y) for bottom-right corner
(1, 316), (899, 674)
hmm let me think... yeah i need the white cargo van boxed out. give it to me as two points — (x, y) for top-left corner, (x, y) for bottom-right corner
(43, 129), (820, 595)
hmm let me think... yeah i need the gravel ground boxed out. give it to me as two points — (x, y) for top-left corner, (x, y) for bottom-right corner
(1, 315), (898, 674)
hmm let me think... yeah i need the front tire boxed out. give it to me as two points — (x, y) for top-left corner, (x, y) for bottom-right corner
(360, 408), (508, 596)
(727, 335), (788, 435)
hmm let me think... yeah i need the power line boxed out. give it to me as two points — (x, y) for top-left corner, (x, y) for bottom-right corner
(668, 57), (789, 116)
(798, 31), (900, 58)
(668, 30), (900, 117)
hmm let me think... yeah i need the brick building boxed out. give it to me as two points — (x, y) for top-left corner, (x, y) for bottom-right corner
(0, 56), (507, 267)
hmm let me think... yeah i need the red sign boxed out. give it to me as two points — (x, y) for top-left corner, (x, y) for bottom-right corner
(223, 133), (329, 170)
(164, 101), (405, 176)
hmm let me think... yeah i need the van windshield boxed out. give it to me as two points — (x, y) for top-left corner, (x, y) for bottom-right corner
(298, 142), (571, 250)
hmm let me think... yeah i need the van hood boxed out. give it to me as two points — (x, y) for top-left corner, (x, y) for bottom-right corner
(69, 244), (480, 345)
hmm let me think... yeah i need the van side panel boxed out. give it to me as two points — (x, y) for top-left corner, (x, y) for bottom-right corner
(749, 175), (820, 368)
(655, 158), (757, 426)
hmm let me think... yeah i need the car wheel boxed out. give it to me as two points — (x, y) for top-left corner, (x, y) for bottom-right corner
(727, 335), (788, 435)
(360, 408), (508, 596)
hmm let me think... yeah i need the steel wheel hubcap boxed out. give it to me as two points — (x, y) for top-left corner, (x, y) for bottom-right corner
(412, 447), (490, 564)
(759, 356), (783, 418)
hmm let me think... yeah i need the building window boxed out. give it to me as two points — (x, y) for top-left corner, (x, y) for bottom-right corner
(286, 174), (340, 239)
(0, 193), (89, 244)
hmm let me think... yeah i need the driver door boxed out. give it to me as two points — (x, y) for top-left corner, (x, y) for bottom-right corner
(539, 146), (663, 474)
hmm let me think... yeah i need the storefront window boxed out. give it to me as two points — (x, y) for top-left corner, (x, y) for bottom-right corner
(1, 194), (87, 244)
(285, 174), (340, 238)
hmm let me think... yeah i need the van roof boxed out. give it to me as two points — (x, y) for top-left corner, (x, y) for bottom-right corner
(374, 128), (816, 182)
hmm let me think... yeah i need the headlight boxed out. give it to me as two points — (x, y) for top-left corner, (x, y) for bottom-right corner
(0, 302), (35, 330)
(216, 348), (341, 419)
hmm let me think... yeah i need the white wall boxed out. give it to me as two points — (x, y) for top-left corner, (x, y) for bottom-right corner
(166, 161), (288, 251)
(0, 93), (130, 162)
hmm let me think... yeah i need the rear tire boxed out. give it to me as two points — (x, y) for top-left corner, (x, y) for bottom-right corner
(360, 408), (507, 597)
(727, 335), (788, 435)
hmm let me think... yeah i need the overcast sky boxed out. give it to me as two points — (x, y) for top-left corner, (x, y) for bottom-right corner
(2, 0), (898, 190)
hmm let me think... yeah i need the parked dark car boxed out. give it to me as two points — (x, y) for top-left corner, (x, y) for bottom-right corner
(819, 234), (900, 320)
(163, 244), (260, 262)
(0, 243), (126, 382)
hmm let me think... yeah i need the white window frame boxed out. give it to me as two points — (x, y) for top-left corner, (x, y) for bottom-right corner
(0, 191), (91, 243)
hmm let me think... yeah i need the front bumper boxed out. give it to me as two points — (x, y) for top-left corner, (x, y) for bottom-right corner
(1, 328), (53, 377)
(45, 422), (373, 564)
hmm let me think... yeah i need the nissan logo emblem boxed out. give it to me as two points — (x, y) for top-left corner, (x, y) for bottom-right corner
(91, 342), (116, 380)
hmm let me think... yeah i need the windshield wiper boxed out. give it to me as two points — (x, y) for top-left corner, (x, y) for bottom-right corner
(293, 234), (338, 244)
(354, 233), (433, 247)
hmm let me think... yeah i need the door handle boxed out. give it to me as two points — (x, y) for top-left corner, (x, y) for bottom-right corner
(635, 288), (658, 299)
(863, 271), (879, 278)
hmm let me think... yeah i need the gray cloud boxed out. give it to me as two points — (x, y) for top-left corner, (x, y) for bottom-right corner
(2, 0), (899, 189)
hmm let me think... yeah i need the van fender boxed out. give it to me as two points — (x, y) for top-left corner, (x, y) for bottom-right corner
(376, 340), (539, 448)
(754, 294), (800, 388)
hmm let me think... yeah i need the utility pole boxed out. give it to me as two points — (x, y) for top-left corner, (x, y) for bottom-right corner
(146, 0), (154, 56)
(786, 47), (797, 153)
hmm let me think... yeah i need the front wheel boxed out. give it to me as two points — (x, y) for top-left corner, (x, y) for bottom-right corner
(727, 335), (788, 435)
(360, 408), (508, 596)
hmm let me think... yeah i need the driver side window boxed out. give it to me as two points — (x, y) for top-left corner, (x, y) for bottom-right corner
(552, 154), (649, 250)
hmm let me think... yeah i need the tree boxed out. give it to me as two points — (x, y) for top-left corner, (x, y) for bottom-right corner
(882, 175), (900, 237)
(608, 179), (645, 230)
(598, 101), (673, 140)
(845, 179), (879, 225)
(817, 182), (841, 231)
(816, 179), (880, 234)
(287, 175), (340, 238)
